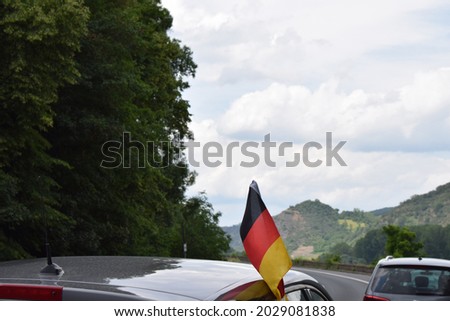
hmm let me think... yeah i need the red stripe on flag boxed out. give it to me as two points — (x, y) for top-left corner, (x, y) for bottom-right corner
(242, 209), (280, 270)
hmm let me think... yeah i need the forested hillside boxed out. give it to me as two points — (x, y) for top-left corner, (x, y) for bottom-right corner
(224, 200), (379, 257)
(0, 0), (229, 261)
(224, 182), (450, 261)
(381, 182), (450, 226)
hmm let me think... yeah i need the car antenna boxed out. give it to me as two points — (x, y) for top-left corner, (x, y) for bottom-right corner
(39, 229), (63, 276)
(38, 179), (64, 278)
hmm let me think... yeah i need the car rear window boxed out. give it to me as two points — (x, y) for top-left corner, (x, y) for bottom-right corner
(371, 265), (450, 296)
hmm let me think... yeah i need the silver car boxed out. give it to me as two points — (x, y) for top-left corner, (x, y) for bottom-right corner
(364, 256), (450, 301)
(0, 256), (332, 301)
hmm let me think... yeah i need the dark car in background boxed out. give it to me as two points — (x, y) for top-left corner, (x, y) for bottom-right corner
(0, 256), (332, 301)
(364, 256), (450, 301)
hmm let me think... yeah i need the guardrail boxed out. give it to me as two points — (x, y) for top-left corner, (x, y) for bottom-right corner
(292, 259), (374, 274)
(228, 256), (374, 274)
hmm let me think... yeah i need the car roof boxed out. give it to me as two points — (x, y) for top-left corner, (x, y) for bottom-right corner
(377, 257), (450, 268)
(0, 256), (315, 300)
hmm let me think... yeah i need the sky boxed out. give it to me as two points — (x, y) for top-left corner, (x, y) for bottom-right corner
(161, 0), (450, 226)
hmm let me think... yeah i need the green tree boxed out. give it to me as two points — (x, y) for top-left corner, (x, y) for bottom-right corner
(330, 242), (353, 256)
(1, 0), (230, 261)
(174, 193), (231, 260)
(383, 225), (423, 257)
(412, 225), (450, 259)
(46, 0), (197, 256)
(0, 0), (89, 259)
(353, 229), (386, 263)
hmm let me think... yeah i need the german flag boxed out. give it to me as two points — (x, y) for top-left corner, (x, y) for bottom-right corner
(240, 180), (292, 300)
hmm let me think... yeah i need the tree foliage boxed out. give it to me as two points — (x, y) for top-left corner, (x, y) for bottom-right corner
(410, 225), (450, 259)
(0, 0), (229, 261)
(322, 224), (450, 264)
(173, 193), (230, 260)
(383, 225), (424, 258)
(0, 0), (89, 259)
(353, 229), (386, 264)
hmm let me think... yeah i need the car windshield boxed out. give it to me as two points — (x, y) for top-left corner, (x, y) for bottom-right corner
(371, 265), (450, 296)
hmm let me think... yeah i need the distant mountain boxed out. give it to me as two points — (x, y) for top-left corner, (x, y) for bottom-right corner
(221, 224), (241, 252)
(370, 207), (394, 216)
(223, 182), (450, 258)
(380, 182), (450, 226)
(223, 199), (379, 258)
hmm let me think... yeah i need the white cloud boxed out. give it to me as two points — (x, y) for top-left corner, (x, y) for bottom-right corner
(162, 0), (450, 225)
(165, 0), (450, 89)
(219, 68), (450, 152)
(186, 68), (450, 225)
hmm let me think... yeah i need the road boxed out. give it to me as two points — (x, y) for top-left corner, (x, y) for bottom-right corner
(295, 267), (371, 300)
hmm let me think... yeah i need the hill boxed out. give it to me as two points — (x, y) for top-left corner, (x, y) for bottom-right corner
(223, 199), (379, 258)
(380, 182), (450, 226)
(223, 182), (450, 258)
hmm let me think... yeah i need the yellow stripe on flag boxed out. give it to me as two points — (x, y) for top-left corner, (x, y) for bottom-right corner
(234, 281), (272, 301)
(258, 236), (292, 300)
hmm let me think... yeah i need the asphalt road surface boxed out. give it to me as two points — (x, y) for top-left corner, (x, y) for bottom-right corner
(296, 267), (371, 300)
